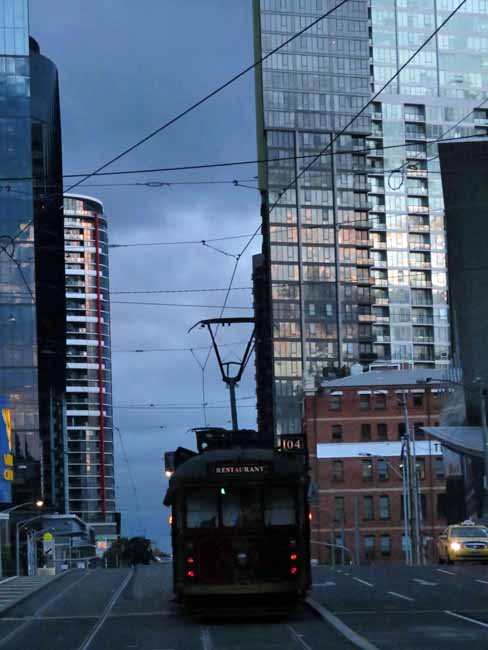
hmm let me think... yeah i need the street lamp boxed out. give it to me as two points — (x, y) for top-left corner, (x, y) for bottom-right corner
(423, 376), (488, 519)
(2, 499), (44, 514)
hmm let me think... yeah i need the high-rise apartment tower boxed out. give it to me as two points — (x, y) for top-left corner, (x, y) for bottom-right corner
(63, 194), (116, 539)
(253, 0), (488, 437)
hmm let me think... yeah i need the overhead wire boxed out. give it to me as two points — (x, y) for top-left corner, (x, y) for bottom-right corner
(62, 0), (355, 194)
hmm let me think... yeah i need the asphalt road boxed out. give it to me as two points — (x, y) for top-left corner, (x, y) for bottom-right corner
(1, 563), (488, 649)
(311, 563), (488, 649)
(0, 564), (354, 650)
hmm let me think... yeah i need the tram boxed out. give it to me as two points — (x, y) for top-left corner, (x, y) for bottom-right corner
(163, 428), (311, 616)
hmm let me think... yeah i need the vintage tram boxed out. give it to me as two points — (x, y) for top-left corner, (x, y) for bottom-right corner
(163, 429), (310, 616)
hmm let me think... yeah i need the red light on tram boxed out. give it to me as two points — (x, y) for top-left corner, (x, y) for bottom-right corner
(186, 556), (194, 564)
(290, 567), (298, 575)
(290, 553), (298, 561)
(187, 570), (195, 578)
(308, 511), (312, 521)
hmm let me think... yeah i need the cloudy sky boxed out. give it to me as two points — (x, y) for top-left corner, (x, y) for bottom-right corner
(30, 1), (261, 549)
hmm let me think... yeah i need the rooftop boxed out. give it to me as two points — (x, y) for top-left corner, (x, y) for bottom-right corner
(320, 368), (447, 390)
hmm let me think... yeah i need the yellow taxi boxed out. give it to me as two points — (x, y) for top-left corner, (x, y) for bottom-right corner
(437, 521), (488, 564)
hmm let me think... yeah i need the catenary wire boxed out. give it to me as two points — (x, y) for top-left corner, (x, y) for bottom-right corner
(62, 0), (354, 194)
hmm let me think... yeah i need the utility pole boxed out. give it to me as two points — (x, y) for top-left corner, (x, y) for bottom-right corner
(400, 438), (412, 565)
(401, 390), (421, 565)
(353, 495), (360, 565)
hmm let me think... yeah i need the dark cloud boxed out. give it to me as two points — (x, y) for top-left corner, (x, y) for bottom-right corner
(30, 1), (259, 549)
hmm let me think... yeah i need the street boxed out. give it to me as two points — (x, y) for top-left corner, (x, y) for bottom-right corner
(0, 565), (486, 649)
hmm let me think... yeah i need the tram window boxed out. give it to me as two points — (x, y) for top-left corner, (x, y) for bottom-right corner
(264, 487), (296, 526)
(185, 489), (218, 528)
(222, 487), (262, 527)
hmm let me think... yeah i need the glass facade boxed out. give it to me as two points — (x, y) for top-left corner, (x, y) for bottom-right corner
(0, 1), (41, 502)
(63, 195), (116, 535)
(369, 0), (488, 365)
(0, 3), (67, 508)
(253, 0), (488, 437)
(254, 0), (374, 435)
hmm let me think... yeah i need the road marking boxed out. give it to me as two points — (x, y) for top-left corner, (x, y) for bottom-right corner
(77, 569), (134, 650)
(200, 626), (214, 650)
(476, 579), (488, 585)
(437, 568), (456, 575)
(445, 610), (488, 629)
(353, 577), (374, 587)
(388, 591), (415, 602)
(313, 581), (336, 587)
(413, 578), (437, 586)
(306, 598), (380, 650)
(287, 625), (314, 650)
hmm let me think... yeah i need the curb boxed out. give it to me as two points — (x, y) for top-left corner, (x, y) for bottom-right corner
(0, 569), (75, 615)
(306, 596), (380, 650)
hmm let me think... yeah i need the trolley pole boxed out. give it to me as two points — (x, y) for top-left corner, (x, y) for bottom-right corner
(228, 378), (239, 432)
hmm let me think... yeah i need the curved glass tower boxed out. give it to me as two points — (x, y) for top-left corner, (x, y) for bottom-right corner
(63, 194), (116, 538)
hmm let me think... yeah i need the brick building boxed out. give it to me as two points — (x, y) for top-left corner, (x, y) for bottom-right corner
(304, 368), (447, 564)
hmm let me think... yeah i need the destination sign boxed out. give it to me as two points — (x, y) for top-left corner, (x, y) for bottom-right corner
(210, 462), (270, 476)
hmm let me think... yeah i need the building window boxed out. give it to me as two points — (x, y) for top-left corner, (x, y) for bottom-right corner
(398, 422), (406, 439)
(362, 459), (373, 481)
(413, 393), (424, 408)
(435, 457), (445, 479)
(380, 535), (391, 557)
(414, 422), (424, 438)
(361, 423), (372, 440)
(364, 535), (375, 560)
(377, 422), (388, 440)
(421, 493), (427, 519)
(374, 393), (387, 410)
(416, 458), (426, 480)
(331, 424), (343, 441)
(359, 394), (371, 409)
(332, 460), (344, 481)
(334, 496), (345, 522)
(330, 394), (342, 411)
(379, 495), (390, 520)
(363, 495), (374, 520)
(377, 458), (389, 481)
(437, 493), (447, 518)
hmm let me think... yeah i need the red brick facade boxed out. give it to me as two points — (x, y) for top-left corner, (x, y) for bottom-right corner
(304, 375), (447, 564)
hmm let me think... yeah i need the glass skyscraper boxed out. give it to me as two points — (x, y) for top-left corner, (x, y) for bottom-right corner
(253, 0), (488, 437)
(0, 2), (66, 506)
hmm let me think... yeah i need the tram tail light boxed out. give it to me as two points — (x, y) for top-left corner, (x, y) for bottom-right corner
(308, 511), (312, 521)
(187, 569), (195, 578)
(290, 553), (298, 561)
(290, 567), (298, 575)
(186, 556), (194, 564)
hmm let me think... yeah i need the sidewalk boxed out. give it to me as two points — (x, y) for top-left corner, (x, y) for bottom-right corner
(0, 574), (64, 613)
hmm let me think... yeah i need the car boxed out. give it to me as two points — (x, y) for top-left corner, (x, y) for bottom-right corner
(437, 521), (488, 564)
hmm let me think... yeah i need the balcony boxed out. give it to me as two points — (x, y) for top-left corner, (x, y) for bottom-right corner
(410, 280), (432, 288)
(358, 314), (376, 323)
(374, 279), (388, 287)
(370, 222), (386, 231)
(374, 316), (390, 324)
(408, 205), (429, 214)
(372, 241), (387, 249)
(409, 261), (431, 269)
(374, 298), (389, 306)
(406, 168), (428, 178)
(357, 276), (375, 286)
(404, 114), (425, 123)
(409, 224), (430, 233)
(412, 316), (434, 325)
(375, 335), (391, 343)
(357, 257), (374, 266)
(413, 336), (435, 344)
(373, 260), (387, 268)
(410, 242), (431, 251)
